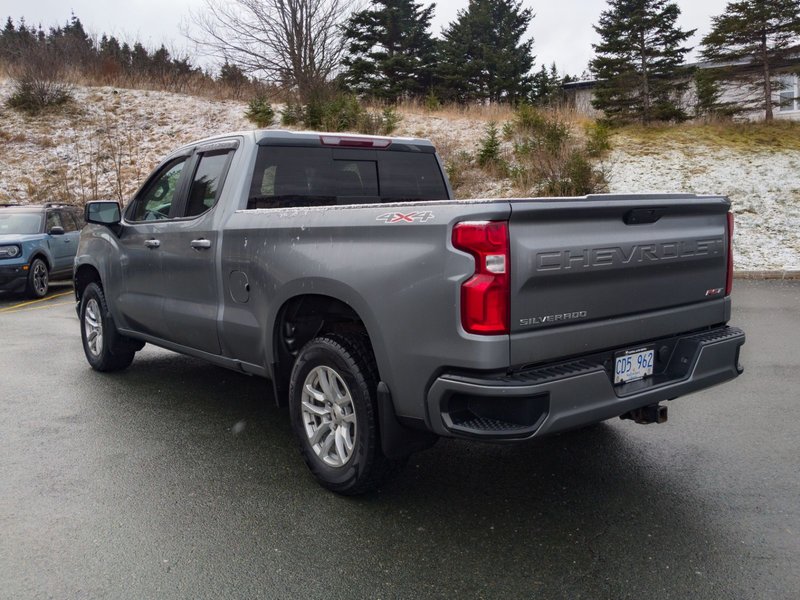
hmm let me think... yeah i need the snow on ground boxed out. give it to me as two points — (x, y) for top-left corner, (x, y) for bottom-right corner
(606, 140), (800, 271)
(0, 80), (252, 203)
(0, 80), (797, 271)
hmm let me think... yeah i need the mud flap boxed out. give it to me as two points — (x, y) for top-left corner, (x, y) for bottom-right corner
(377, 382), (437, 459)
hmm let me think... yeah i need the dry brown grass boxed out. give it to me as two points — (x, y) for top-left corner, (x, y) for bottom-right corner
(397, 99), (516, 123)
(616, 119), (800, 152)
(393, 99), (592, 127)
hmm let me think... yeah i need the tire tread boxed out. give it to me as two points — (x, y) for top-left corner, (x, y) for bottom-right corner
(80, 282), (137, 372)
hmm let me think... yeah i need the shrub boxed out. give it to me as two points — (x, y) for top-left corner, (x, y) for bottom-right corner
(245, 96), (275, 128)
(381, 106), (401, 134)
(319, 94), (364, 131)
(444, 150), (474, 192)
(5, 43), (73, 115)
(281, 101), (305, 126)
(7, 79), (73, 114)
(477, 122), (504, 169)
(585, 121), (612, 158)
(281, 91), (401, 135)
(424, 91), (441, 111)
(505, 105), (608, 196)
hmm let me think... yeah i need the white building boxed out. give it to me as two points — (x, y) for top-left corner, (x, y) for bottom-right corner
(564, 60), (800, 121)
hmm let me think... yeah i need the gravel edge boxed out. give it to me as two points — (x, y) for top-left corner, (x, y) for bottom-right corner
(734, 270), (800, 280)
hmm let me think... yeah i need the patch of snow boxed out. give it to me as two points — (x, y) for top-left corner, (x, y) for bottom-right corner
(606, 145), (800, 271)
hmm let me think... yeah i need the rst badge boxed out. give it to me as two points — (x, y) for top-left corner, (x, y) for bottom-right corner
(376, 211), (435, 224)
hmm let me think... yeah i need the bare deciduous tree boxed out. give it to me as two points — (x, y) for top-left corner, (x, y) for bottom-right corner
(186, 0), (356, 100)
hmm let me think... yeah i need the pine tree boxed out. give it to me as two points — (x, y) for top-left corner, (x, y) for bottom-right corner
(437, 0), (534, 103)
(341, 0), (438, 101)
(701, 0), (800, 121)
(531, 63), (565, 106)
(590, 0), (694, 123)
(220, 61), (249, 97)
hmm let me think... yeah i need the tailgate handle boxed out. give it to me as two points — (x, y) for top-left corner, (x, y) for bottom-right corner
(624, 208), (664, 225)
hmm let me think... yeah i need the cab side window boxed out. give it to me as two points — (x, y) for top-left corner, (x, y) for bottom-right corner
(46, 211), (63, 232)
(129, 158), (187, 221)
(184, 150), (234, 218)
(71, 209), (85, 229)
(59, 210), (79, 232)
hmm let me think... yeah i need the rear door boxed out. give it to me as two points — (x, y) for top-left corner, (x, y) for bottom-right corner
(57, 209), (81, 272)
(507, 195), (731, 365)
(44, 210), (73, 274)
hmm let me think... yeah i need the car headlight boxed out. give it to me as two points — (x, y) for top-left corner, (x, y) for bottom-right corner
(0, 245), (21, 259)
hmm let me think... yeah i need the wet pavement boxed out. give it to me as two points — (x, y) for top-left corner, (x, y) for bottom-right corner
(1, 281), (798, 599)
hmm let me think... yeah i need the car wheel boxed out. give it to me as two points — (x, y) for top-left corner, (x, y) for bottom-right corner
(26, 257), (49, 298)
(80, 282), (139, 372)
(289, 333), (407, 495)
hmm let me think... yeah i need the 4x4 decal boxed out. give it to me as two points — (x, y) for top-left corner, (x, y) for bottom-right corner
(376, 211), (435, 224)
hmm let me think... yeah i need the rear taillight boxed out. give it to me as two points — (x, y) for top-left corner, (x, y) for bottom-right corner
(452, 221), (510, 335)
(726, 211), (734, 296)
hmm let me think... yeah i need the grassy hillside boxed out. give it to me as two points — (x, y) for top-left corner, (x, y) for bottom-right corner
(0, 79), (798, 271)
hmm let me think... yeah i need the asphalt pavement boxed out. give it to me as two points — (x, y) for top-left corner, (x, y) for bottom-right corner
(0, 280), (798, 599)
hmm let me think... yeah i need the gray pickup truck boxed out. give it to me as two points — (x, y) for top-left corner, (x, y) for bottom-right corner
(74, 130), (745, 494)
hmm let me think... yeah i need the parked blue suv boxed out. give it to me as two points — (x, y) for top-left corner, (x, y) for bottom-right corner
(0, 203), (84, 298)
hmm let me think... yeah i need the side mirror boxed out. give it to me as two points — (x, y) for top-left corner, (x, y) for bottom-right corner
(48, 226), (65, 235)
(85, 201), (121, 226)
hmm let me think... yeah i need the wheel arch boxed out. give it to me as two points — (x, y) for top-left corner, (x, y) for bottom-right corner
(270, 292), (387, 407)
(74, 263), (103, 302)
(28, 249), (53, 271)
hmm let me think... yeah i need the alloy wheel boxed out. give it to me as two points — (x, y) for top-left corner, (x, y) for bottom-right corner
(300, 365), (357, 467)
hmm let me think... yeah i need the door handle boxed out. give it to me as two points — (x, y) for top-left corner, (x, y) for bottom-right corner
(144, 239), (161, 249)
(191, 239), (212, 250)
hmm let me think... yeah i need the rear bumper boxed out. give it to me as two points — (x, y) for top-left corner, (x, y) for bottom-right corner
(426, 326), (745, 440)
(0, 265), (28, 293)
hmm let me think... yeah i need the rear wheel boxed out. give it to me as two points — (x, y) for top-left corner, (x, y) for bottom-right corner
(289, 333), (406, 495)
(80, 282), (141, 372)
(26, 257), (49, 298)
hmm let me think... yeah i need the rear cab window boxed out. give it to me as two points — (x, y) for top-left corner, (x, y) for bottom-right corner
(247, 146), (448, 209)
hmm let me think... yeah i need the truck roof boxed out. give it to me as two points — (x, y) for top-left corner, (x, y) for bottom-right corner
(175, 129), (436, 155)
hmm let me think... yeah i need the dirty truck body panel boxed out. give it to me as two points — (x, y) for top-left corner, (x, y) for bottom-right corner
(75, 129), (744, 450)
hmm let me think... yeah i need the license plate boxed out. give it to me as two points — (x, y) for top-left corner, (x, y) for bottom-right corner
(614, 346), (655, 384)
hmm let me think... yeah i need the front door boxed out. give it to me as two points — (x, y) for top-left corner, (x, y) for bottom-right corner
(117, 156), (190, 339)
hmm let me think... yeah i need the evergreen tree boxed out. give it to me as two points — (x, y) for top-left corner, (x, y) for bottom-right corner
(54, 13), (94, 63)
(590, 0), (694, 123)
(437, 0), (534, 103)
(342, 0), (437, 101)
(220, 61), (249, 97)
(701, 0), (800, 121)
(531, 63), (565, 106)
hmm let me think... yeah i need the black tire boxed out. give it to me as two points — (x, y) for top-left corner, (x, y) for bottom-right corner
(79, 282), (140, 372)
(288, 333), (406, 495)
(26, 257), (49, 298)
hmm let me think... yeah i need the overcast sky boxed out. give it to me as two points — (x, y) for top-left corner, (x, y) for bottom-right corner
(4, 0), (732, 76)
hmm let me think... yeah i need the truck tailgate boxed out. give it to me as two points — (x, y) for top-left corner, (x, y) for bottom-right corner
(508, 194), (731, 366)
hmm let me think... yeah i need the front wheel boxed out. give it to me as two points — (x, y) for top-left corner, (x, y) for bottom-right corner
(288, 333), (406, 495)
(26, 257), (49, 298)
(80, 282), (140, 372)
